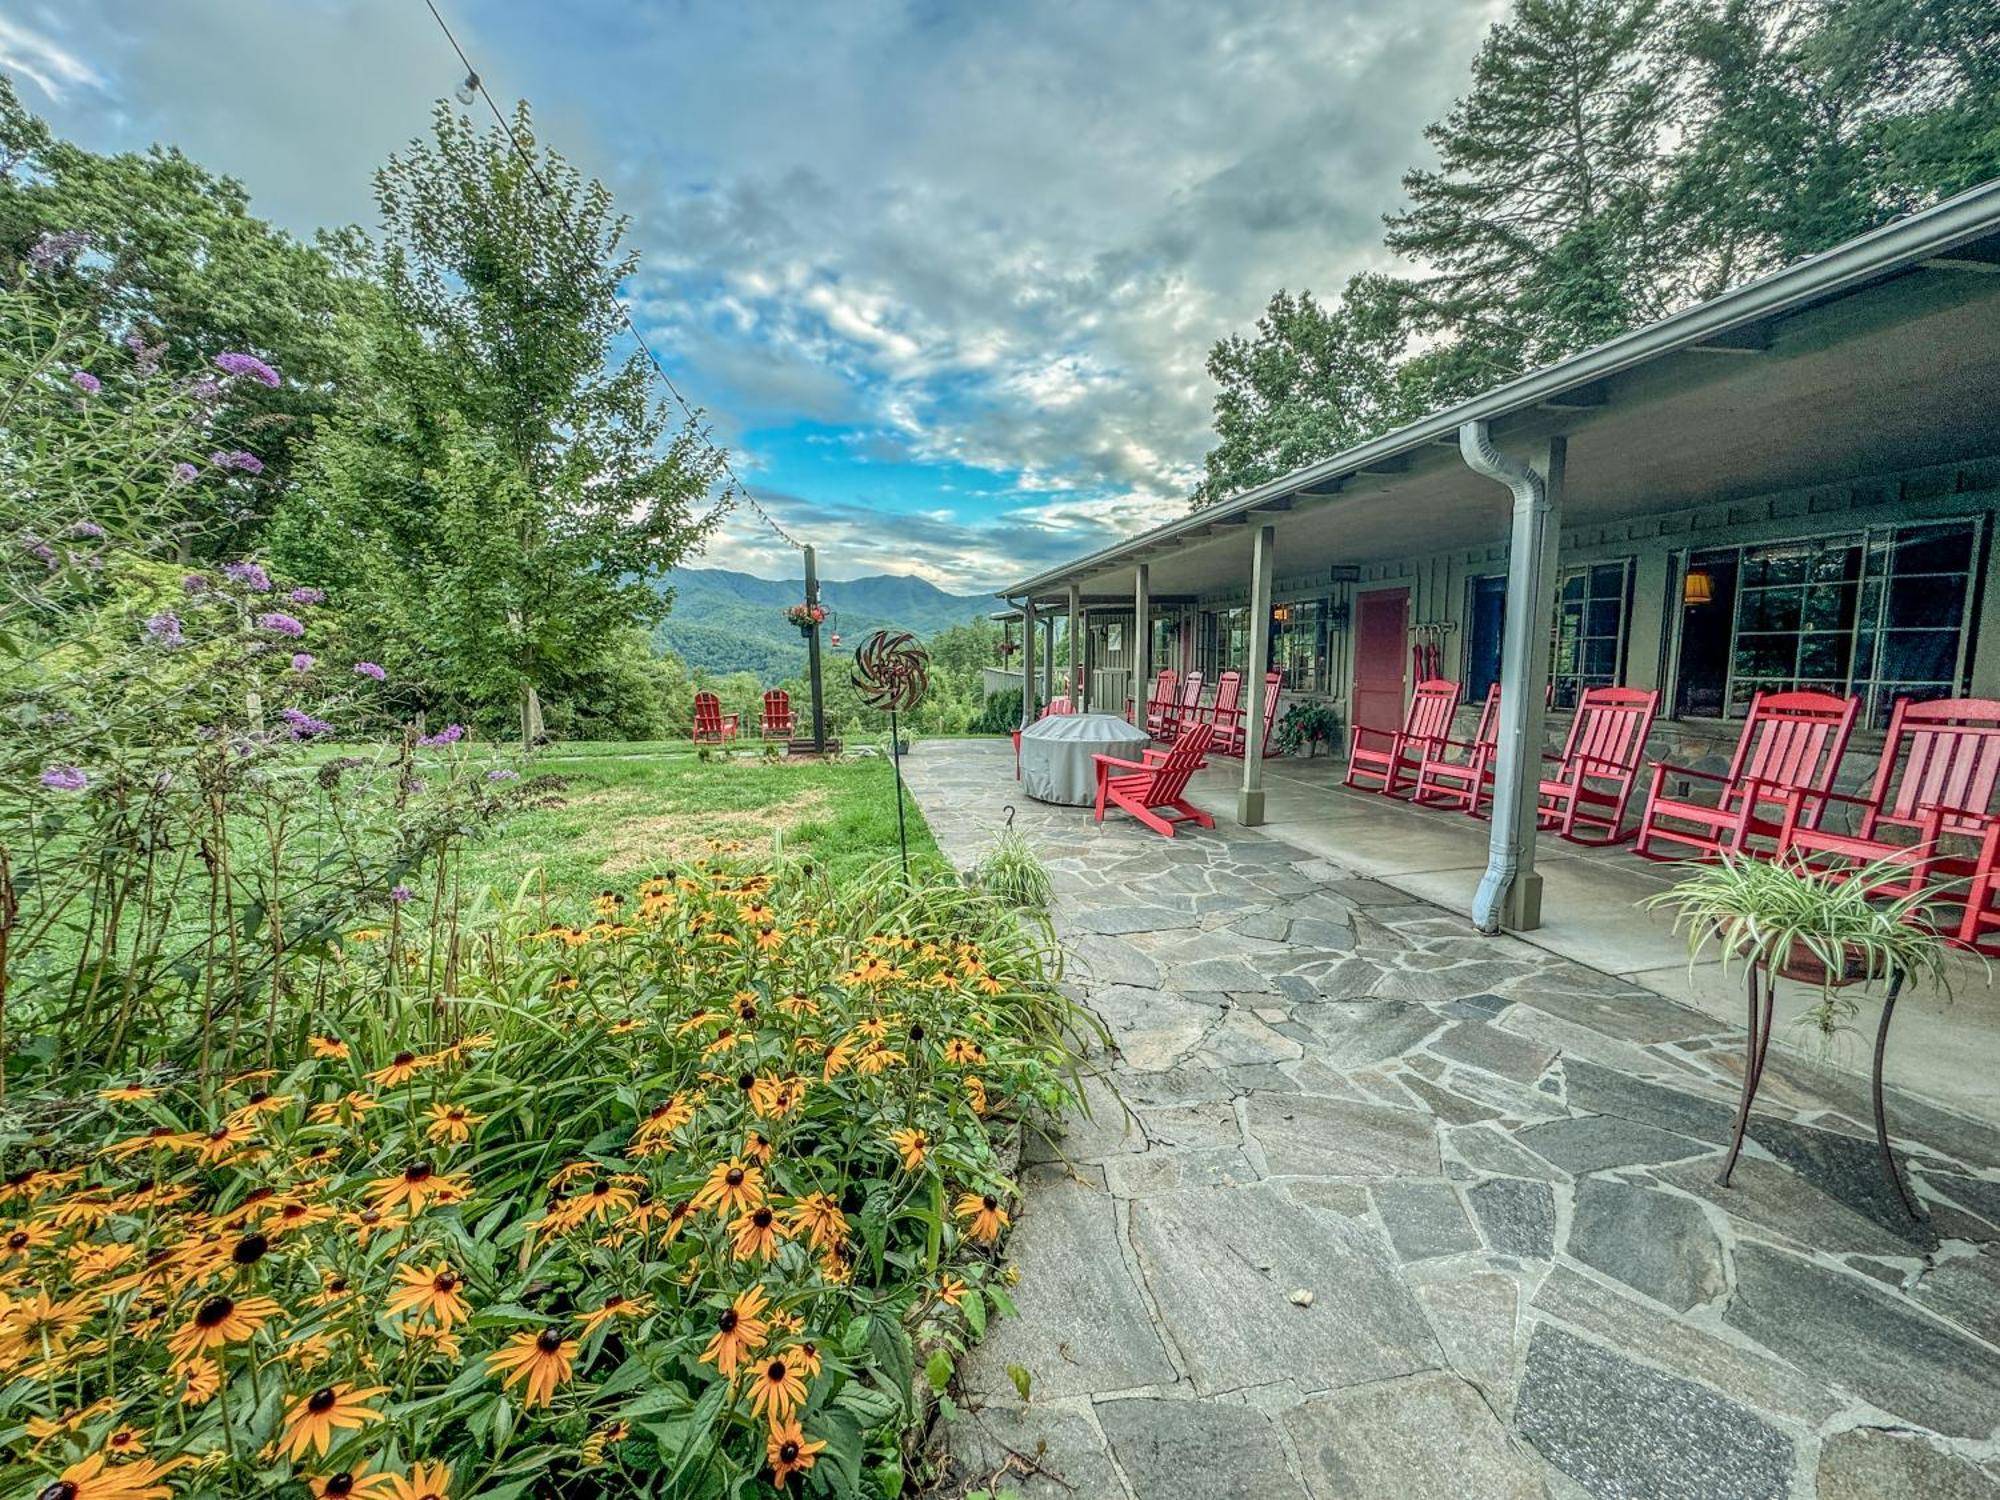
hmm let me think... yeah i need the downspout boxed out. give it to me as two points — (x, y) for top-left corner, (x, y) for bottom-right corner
(1459, 420), (1549, 934)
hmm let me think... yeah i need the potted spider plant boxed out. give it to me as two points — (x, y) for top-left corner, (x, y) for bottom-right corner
(1641, 850), (1952, 1044)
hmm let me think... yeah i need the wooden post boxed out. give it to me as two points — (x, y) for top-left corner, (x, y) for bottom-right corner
(804, 544), (827, 753)
(1238, 524), (1276, 825)
(1019, 601), (1037, 726)
(1132, 562), (1150, 724)
(1067, 581), (1084, 709)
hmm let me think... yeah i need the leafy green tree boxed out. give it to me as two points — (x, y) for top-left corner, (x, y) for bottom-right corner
(274, 101), (724, 743)
(0, 77), (374, 555)
(1383, 0), (1671, 364)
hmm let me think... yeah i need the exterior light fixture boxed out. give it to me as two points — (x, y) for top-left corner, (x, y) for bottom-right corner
(457, 72), (481, 105)
(1683, 568), (1714, 607)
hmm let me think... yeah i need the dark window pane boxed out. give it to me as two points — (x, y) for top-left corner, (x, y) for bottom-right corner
(1880, 630), (1958, 682)
(1676, 554), (1737, 717)
(1742, 588), (1802, 633)
(1797, 633), (1847, 679)
(1852, 630), (1876, 680)
(1808, 545), (1862, 584)
(1892, 524), (1975, 576)
(1586, 598), (1621, 637)
(1758, 550), (1808, 587)
(1886, 575), (1967, 629)
(1801, 584), (1855, 632)
(1735, 637), (1796, 678)
(1561, 572), (1585, 602)
(1590, 562), (1628, 594)
(1584, 638), (1619, 679)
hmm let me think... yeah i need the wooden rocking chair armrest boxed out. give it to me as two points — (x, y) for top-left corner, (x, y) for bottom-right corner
(1093, 753), (1152, 775)
(1429, 735), (1486, 756)
(1349, 724), (1403, 748)
(1567, 751), (1639, 777)
(1651, 761), (1726, 783)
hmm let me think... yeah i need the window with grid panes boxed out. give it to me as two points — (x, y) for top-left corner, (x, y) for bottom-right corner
(1270, 599), (1325, 692)
(1549, 560), (1634, 709)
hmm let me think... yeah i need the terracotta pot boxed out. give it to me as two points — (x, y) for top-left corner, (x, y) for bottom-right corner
(1727, 931), (1870, 987)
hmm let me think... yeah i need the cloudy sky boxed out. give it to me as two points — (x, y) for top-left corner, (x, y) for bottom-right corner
(5, 0), (1499, 589)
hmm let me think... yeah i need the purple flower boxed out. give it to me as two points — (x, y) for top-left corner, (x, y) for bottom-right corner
(291, 653), (315, 672)
(222, 561), (271, 591)
(40, 765), (88, 791)
(183, 572), (210, 594)
(256, 611), (304, 638)
(486, 768), (519, 782)
(279, 707), (334, 740)
(352, 661), (386, 682)
(171, 462), (198, 484)
(144, 611), (184, 648)
(70, 521), (105, 540)
(213, 351), (281, 388)
(416, 723), (465, 748)
(28, 229), (90, 269)
(20, 534), (56, 569)
(209, 450), (265, 476)
(288, 587), (325, 606)
(70, 369), (101, 395)
(189, 379), (223, 404)
(390, 884), (415, 905)
(125, 332), (165, 376)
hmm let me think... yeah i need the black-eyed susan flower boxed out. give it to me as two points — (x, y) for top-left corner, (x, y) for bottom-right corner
(385, 1261), (471, 1330)
(577, 1292), (653, 1339)
(365, 1052), (426, 1088)
(100, 1125), (200, 1160)
(225, 1090), (293, 1128)
(1, 1220), (57, 1266)
(744, 1352), (808, 1425)
(729, 1204), (786, 1262)
(486, 1328), (577, 1408)
(382, 1462), (453, 1500)
(309, 1469), (399, 1500)
(307, 1092), (378, 1126)
(194, 1122), (258, 1164)
(96, 1083), (157, 1103)
(166, 1293), (283, 1366)
(938, 1275), (968, 1307)
(788, 1193), (848, 1252)
(179, 1359), (221, 1406)
(101, 1426), (148, 1458)
(889, 1127), (928, 1171)
(422, 1103), (483, 1146)
(32, 1452), (178, 1500)
(766, 1420), (826, 1488)
(697, 1285), (769, 1375)
(22, 1398), (116, 1443)
(691, 1159), (764, 1217)
(365, 1162), (469, 1215)
(944, 1038), (986, 1066)
(279, 1382), (388, 1459)
(955, 1191), (1010, 1243)
(307, 1036), (350, 1060)
(580, 1422), (628, 1467)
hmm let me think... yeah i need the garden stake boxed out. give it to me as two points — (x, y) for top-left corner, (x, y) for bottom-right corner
(852, 630), (931, 879)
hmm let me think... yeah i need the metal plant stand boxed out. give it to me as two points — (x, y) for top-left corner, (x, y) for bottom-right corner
(1715, 959), (1922, 1222)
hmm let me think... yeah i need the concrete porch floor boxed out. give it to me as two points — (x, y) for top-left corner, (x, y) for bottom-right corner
(1180, 754), (1999, 1128)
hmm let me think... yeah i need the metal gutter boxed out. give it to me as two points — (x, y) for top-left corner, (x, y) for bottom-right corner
(999, 177), (2000, 599)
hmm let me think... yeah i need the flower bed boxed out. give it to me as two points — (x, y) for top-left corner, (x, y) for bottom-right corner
(1, 857), (1081, 1497)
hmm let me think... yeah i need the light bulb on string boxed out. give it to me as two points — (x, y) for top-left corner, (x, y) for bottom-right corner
(456, 71), (480, 105)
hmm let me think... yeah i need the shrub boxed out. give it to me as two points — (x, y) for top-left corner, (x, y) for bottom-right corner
(970, 690), (1021, 736)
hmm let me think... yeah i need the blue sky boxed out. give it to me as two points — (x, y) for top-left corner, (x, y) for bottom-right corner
(3, 0), (1498, 588)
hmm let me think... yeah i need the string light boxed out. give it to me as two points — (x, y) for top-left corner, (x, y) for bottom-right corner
(419, 0), (804, 553)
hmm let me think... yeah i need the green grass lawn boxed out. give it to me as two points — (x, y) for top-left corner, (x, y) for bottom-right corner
(467, 747), (942, 907)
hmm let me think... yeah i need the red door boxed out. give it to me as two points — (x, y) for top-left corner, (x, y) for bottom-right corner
(1353, 588), (1410, 737)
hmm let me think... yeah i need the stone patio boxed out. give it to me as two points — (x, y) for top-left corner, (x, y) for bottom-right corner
(903, 739), (2000, 1500)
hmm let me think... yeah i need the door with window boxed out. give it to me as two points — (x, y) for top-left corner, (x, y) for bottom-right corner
(1353, 588), (1410, 737)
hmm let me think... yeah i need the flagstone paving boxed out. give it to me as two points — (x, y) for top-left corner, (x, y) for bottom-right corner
(903, 740), (2000, 1500)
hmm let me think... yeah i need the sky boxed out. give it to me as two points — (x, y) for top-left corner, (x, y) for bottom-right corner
(3, 0), (1501, 590)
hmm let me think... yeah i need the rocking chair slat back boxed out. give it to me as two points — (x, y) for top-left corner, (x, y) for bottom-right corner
(1563, 686), (1656, 774)
(1178, 671), (1205, 717)
(1209, 670), (1242, 725)
(1151, 722), (1213, 804)
(1408, 679), (1459, 739)
(1470, 682), (1502, 749)
(1731, 690), (1858, 796)
(1875, 697), (2000, 833)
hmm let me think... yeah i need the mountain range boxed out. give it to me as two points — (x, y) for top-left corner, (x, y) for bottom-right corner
(653, 567), (997, 681)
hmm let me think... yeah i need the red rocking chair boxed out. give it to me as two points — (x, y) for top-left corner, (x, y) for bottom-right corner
(1158, 670), (1204, 741)
(1142, 669), (1178, 736)
(1636, 689), (1858, 861)
(1411, 683), (1502, 815)
(1777, 696), (2000, 906)
(692, 691), (738, 746)
(1344, 679), (1458, 797)
(1202, 671), (1243, 735)
(1213, 671), (1283, 758)
(1956, 818), (2000, 957)
(1537, 686), (1659, 843)
(1093, 722), (1215, 838)
(760, 689), (794, 740)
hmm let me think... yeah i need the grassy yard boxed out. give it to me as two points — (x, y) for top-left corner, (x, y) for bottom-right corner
(467, 746), (942, 906)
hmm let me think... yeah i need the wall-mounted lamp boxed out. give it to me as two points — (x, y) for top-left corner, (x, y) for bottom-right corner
(1682, 568), (1714, 607)
(1271, 604), (1292, 623)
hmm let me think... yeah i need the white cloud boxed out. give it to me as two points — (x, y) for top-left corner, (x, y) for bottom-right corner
(0, 16), (99, 102)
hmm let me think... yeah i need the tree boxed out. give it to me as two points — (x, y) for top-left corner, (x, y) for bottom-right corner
(1383, 0), (1671, 364)
(273, 102), (724, 742)
(0, 77), (374, 556)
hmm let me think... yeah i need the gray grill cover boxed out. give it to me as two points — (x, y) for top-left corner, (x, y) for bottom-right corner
(1020, 712), (1151, 806)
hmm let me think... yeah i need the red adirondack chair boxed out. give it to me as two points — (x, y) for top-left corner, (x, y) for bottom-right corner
(1344, 679), (1458, 797)
(1411, 684), (1503, 814)
(1142, 670), (1179, 737)
(692, 692), (738, 745)
(1214, 671), (1283, 758)
(1777, 697), (2000, 903)
(1093, 722), (1215, 838)
(1013, 695), (1076, 778)
(1537, 686), (1660, 843)
(1636, 690), (1859, 861)
(760, 689), (793, 740)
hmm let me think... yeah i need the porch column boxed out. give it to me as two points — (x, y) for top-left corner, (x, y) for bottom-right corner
(1042, 600), (1055, 705)
(1132, 562), (1151, 724)
(1461, 427), (1565, 932)
(1238, 523), (1276, 826)
(1067, 581), (1084, 708)
(1019, 601), (1038, 726)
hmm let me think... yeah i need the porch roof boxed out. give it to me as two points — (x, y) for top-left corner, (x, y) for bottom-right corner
(1003, 179), (2000, 605)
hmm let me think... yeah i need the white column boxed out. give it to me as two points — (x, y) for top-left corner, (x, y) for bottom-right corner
(1019, 602), (1037, 725)
(1132, 562), (1151, 723)
(1067, 581), (1084, 708)
(1238, 523), (1276, 825)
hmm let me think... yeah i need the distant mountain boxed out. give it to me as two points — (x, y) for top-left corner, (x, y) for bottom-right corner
(653, 567), (996, 681)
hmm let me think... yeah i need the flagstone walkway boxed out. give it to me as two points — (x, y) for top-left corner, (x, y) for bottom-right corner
(902, 740), (2000, 1500)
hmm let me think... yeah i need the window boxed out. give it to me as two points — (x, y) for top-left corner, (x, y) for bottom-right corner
(1674, 519), (1981, 727)
(1203, 607), (1250, 677)
(1550, 561), (1634, 709)
(1271, 599), (1326, 692)
(1457, 562), (1634, 710)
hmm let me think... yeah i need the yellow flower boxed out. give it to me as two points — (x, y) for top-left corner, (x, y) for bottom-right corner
(366, 1162), (470, 1215)
(166, 1293), (284, 1367)
(383, 1462), (454, 1500)
(577, 1292), (653, 1339)
(179, 1359), (221, 1406)
(486, 1328), (577, 1408)
(36, 1453), (178, 1500)
(308, 1035), (350, 1059)
(744, 1352), (809, 1426)
(955, 1190), (1010, 1243)
(309, 1468), (399, 1499)
(96, 1083), (156, 1103)
(729, 1204), (786, 1262)
(888, 1127), (928, 1171)
(0, 1219), (58, 1266)
(279, 1382), (388, 1459)
(938, 1275), (968, 1307)
(690, 1159), (764, 1217)
(766, 1419), (826, 1487)
(423, 1103), (484, 1145)
(385, 1261), (472, 1330)
(365, 1051), (428, 1088)
(697, 1285), (770, 1376)
(789, 1193), (848, 1252)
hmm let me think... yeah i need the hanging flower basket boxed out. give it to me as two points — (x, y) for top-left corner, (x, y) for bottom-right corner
(783, 602), (826, 635)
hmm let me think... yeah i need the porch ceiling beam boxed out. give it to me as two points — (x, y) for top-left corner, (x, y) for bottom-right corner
(1538, 380), (1609, 411)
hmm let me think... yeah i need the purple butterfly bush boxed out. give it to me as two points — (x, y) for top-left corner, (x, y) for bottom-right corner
(256, 612), (305, 638)
(125, 332), (165, 376)
(184, 572), (211, 594)
(70, 521), (105, 540)
(20, 534), (56, 569)
(390, 884), (415, 905)
(70, 369), (101, 395)
(279, 707), (334, 740)
(171, 462), (199, 485)
(213, 351), (281, 388)
(352, 661), (387, 682)
(291, 653), (315, 673)
(144, 611), (185, 648)
(288, 587), (326, 606)
(486, 768), (519, 782)
(209, 450), (265, 475)
(40, 765), (88, 791)
(416, 723), (465, 748)
(222, 561), (271, 591)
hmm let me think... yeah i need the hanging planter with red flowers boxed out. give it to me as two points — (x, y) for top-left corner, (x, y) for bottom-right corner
(783, 602), (826, 635)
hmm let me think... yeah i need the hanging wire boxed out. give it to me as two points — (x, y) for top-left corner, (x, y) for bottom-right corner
(419, 0), (803, 552)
